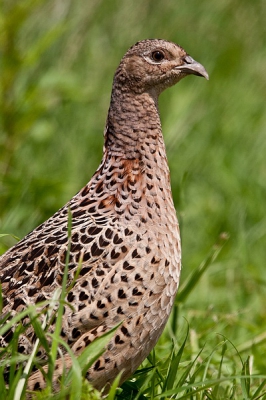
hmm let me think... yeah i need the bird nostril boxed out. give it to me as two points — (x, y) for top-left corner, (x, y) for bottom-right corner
(183, 56), (193, 64)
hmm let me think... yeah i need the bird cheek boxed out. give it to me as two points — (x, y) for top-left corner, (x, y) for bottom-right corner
(124, 56), (144, 81)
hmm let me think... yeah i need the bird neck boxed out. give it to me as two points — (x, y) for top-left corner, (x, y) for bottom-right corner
(84, 87), (175, 226)
(104, 86), (164, 160)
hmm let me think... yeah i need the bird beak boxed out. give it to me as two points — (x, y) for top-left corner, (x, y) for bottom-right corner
(175, 56), (209, 80)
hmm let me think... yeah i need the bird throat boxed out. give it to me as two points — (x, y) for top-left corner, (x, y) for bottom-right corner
(92, 88), (173, 226)
(104, 88), (163, 159)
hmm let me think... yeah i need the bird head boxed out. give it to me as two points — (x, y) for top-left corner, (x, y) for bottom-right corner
(115, 39), (209, 95)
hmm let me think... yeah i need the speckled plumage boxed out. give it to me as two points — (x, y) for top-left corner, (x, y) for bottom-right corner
(0, 39), (208, 393)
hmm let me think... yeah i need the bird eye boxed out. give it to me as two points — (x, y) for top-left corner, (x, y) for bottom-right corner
(151, 51), (165, 62)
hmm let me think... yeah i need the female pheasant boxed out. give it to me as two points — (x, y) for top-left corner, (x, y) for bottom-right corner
(0, 39), (208, 392)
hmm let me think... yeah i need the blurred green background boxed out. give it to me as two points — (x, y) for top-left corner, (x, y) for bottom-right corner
(1, 0), (266, 390)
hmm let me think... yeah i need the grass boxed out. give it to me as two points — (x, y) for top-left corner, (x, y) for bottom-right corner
(0, 0), (266, 398)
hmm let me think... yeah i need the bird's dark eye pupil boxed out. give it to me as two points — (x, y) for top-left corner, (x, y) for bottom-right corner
(152, 51), (164, 62)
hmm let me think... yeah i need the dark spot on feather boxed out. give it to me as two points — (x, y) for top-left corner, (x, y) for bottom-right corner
(99, 236), (110, 247)
(111, 249), (120, 259)
(132, 287), (142, 296)
(88, 226), (102, 236)
(132, 249), (140, 258)
(80, 197), (93, 207)
(113, 234), (123, 244)
(123, 261), (134, 270)
(124, 228), (133, 236)
(31, 246), (44, 258)
(91, 242), (104, 257)
(80, 266), (92, 276)
(72, 328), (81, 339)
(96, 268), (105, 276)
(115, 335), (124, 344)
(79, 291), (88, 301)
(97, 300), (105, 309)
(83, 252), (91, 262)
(92, 278), (99, 288)
(121, 325), (131, 337)
(105, 228), (113, 239)
(81, 186), (90, 197)
(118, 289), (126, 299)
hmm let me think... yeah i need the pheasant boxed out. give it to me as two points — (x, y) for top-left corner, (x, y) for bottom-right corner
(0, 39), (208, 393)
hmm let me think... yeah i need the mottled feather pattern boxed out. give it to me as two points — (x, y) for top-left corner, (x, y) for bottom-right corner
(0, 39), (208, 393)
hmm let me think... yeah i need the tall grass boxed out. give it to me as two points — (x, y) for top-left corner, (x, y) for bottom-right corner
(1, 0), (266, 398)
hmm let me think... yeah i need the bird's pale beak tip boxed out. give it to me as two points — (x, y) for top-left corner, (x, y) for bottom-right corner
(195, 64), (209, 80)
(175, 58), (209, 81)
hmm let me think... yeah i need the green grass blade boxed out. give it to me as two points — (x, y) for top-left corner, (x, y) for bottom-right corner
(176, 346), (205, 388)
(176, 233), (229, 304)
(29, 311), (50, 354)
(252, 379), (266, 399)
(163, 325), (189, 392)
(241, 356), (251, 399)
(0, 367), (7, 400)
(0, 234), (20, 241)
(107, 371), (123, 400)
(211, 341), (227, 398)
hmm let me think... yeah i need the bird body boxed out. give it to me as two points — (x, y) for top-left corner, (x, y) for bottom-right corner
(0, 39), (208, 392)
